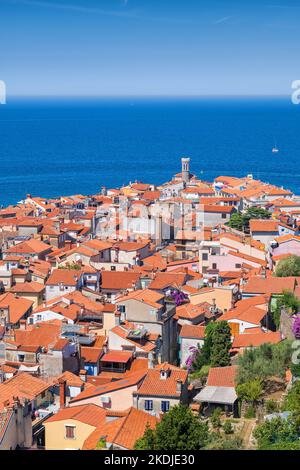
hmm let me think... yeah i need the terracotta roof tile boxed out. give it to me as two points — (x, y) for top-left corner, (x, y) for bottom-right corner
(45, 403), (106, 426)
(179, 324), (206, 339)
(207, 366), (238, 388)
(232, 331), (282, 349)
(101, 271), (141, 290)
(136, 368), (188, 397)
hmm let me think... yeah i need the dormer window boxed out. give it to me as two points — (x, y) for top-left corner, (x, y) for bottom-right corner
(160, 368), (170, 380)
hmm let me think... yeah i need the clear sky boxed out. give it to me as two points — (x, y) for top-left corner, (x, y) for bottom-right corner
(0, 0), (300, 96)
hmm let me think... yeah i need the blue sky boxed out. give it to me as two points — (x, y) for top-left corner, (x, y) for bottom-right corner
(0, 0), (300, 96)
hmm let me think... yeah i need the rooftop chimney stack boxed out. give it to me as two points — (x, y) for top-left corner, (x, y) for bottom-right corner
(176, 379), (183, 394)
(58, 378), (66, 408)
(79, 369), (87, 383)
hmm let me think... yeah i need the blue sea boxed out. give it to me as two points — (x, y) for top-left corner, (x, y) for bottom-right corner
(0, 97), (300, 207)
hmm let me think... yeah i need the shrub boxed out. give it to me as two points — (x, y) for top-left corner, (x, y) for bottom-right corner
(265, 399), (279, 414)
(210, 407), (222, 429)
(244, 405), (256, 419)
(223, 420), (234, 435)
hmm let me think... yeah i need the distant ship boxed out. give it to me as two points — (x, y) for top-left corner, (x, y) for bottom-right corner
(272, 145), (279, 153)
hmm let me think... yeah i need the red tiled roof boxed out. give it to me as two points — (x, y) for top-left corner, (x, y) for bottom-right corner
(0, 373), (50, 409)
(242, 276), (296, 295)
(148, 272), (186, 290)
(136, 368), (188, 397)
(207, 366), (238, 388)
(232, 331), (282, 349)
(113, 241), (149, 252)
(101, 350), (133, 364)
(46, 269), (81, 286)
(179, 324), (206, 339)
(81, 346), (103, 363)
(84, 407), (158, 450)
(10, 281), (45, 293)
(249, 220), (278, 233)
(116, 289), (164, 309)
(70, 370), (147, 403)
(0, 293), (33, 324)
(101, 271), (141, 290)
(45, 403), (106, 426)
(110, 326), (156, 352)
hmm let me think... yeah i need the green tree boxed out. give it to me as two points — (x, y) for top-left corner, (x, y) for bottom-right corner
(227, 207), (271, 233)
(191, 322), (217, 371)
(275, 255), (300, 277)
(253, 414), (300, 450)
(134, 405), (210, 450)
(237, 341), (292, 384)
(210, 407), (222, 429)
(227, 212), (244, 231)
(245, 206), (271, 221)
(290, 362), (300, 378)
(210, 321), (232, 367)
(282, 381), (300, 413)
(272, 290), (300, 328)
(134, 425), (157, 450)
(236, 379), (263, 411)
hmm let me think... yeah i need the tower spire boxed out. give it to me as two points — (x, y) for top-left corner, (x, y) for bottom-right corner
(181, 157), (190, 183)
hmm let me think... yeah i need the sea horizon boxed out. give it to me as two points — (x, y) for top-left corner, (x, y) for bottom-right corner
(0, 96), (299, 207)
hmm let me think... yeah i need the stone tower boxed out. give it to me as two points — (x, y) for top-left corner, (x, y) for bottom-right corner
(181, 157), (190, 183)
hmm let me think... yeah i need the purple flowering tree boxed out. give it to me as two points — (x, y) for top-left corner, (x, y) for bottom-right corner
(292, 314), (300, 339)
(171, 289), (188, 306)
(185, 345), (200, 373)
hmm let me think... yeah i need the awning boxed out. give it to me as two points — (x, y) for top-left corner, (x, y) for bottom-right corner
(19, 364), (40, 373)
(194, 386), (237, 405)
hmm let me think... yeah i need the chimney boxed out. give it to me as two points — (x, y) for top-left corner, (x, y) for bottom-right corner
(19, 319), (26, 330)
(148, 352), (154, 369)
(79, 369), (87, 383)
(155, 215), (163, 247)
(176, 379), (183, 394)
(58, 378), (66, 408)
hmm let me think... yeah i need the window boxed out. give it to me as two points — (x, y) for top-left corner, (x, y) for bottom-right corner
(118, 305), (126, 313)
(37, 314), (42, 321)
(212, 263), (217, 270)
(202, 253), (208, 261)
(161, 401), (170, 412)
(222, 213), (227, 219)
(65, 425), (75, 439)
(18, 354), (25, 363)
(144, 400), (153, 411)
(235, 264), (241, 269)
